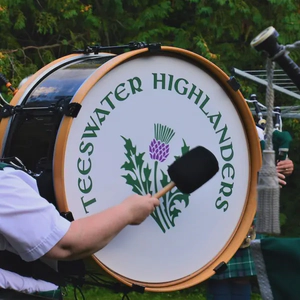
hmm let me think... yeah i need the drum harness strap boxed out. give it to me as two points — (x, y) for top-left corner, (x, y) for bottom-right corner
(0, 160), (145, 300)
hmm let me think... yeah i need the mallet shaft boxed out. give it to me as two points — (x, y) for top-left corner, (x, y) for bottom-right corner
(154, 182), (175, 199)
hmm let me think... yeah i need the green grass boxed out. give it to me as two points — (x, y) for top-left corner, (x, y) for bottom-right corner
(63, 283), (262, 300)
(63, 285), (206, 300)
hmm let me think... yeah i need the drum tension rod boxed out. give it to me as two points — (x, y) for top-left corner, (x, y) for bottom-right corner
(0, 102), (82, 118)
(73, 42), (162, 54)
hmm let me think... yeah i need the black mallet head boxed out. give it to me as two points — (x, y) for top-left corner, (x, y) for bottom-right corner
(168, 146), (219, 194)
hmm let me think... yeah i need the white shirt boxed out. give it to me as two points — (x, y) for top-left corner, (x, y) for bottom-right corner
(0, 166), (71, 292)
(256, 126), (265, 141)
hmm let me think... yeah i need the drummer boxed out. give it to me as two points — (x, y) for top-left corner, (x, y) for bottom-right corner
(0, 162), (159, 299)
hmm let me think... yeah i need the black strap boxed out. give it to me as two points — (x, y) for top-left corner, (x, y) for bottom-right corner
(0, 251), (86, 287)
(0, 158), (58, 208)
(0, 289), (53, 299)
(0, 158), (35, 176)
(0, 251), (66, 286)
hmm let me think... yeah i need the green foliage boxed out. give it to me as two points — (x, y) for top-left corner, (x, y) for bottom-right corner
(14, 10), (26, 30)
(0, 0), (300, 84)
(63, 284), (207, 300)
(62, 282), (262, 299)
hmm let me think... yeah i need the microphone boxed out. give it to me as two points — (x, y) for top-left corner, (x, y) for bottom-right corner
(154, 146), (219, 198)
(250, 26), (300, 91)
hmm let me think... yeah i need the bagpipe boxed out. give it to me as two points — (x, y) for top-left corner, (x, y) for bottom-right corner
(240, 94), (293, 249)
(245, 93), (293, 161)
(249, 26), (300, 300)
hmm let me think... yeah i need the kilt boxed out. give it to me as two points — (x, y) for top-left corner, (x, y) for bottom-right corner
(211, 247), (256, 280)
(251, 237), (300, 300)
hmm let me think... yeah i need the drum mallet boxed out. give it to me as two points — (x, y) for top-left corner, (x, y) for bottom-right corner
(154, 146), (219, 198)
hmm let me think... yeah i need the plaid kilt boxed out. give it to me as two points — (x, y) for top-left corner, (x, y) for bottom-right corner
(211, 246), (256, 280)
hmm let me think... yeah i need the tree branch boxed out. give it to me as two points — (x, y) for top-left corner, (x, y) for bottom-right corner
(1, 43), (61, 54)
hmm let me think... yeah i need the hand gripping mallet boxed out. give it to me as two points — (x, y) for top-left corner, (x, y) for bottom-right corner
(154, 146), (219, 198)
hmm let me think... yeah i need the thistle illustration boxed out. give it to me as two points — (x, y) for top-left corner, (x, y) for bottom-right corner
(149, 124), (175, 162)
(121, 123), (190, 233)
(149, 124), (175, 231)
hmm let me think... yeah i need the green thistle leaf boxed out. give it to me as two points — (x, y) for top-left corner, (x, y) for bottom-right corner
(143, 163), (152, 194)
(121, 136), (152, 195)
(121, 160), (134, 172)
(169, 193), (190, 222)
(181, 139), (190, 155)
(159, 170), (189, 226)
(170, 207), (181, 219)
(160, 170), (190, 225)
(160, 171), (170, 189)
(121, 136), (137, 156)
(174, 139), (190, 160)
(122, 173), (143, 195)
(135, 152), (145, 169)
(121, 136), (138, 172)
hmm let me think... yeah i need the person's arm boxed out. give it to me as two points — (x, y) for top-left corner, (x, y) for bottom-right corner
(44, 194), (159, 261)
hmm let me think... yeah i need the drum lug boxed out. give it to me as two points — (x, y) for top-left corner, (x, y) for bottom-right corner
(0, 104), (23, 118)
(131, 283), (145, 294)
(227, 76), (241, 91)
(129, 41), (162, 52)
(147, 43), (162, 53)
(213, 261), (228, 275)
(60, 211), (75, 222)
(63, 102), (82, 117)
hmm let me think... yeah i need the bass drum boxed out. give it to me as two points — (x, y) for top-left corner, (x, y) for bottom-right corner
(0, 47), (261, 292)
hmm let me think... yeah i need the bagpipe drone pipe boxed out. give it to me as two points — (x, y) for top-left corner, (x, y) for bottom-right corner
(249, 27), (300, 300)
(246, 94), (293, 161)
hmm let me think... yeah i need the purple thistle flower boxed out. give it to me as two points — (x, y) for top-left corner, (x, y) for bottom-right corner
(149, 124), (175, 162)
(149, 139), (170, 162)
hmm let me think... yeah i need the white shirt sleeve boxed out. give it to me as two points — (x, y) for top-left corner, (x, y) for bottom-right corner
(0, 167), (71, 262)
(0, 268), (58, 293)
(256, 126), (265, 141)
